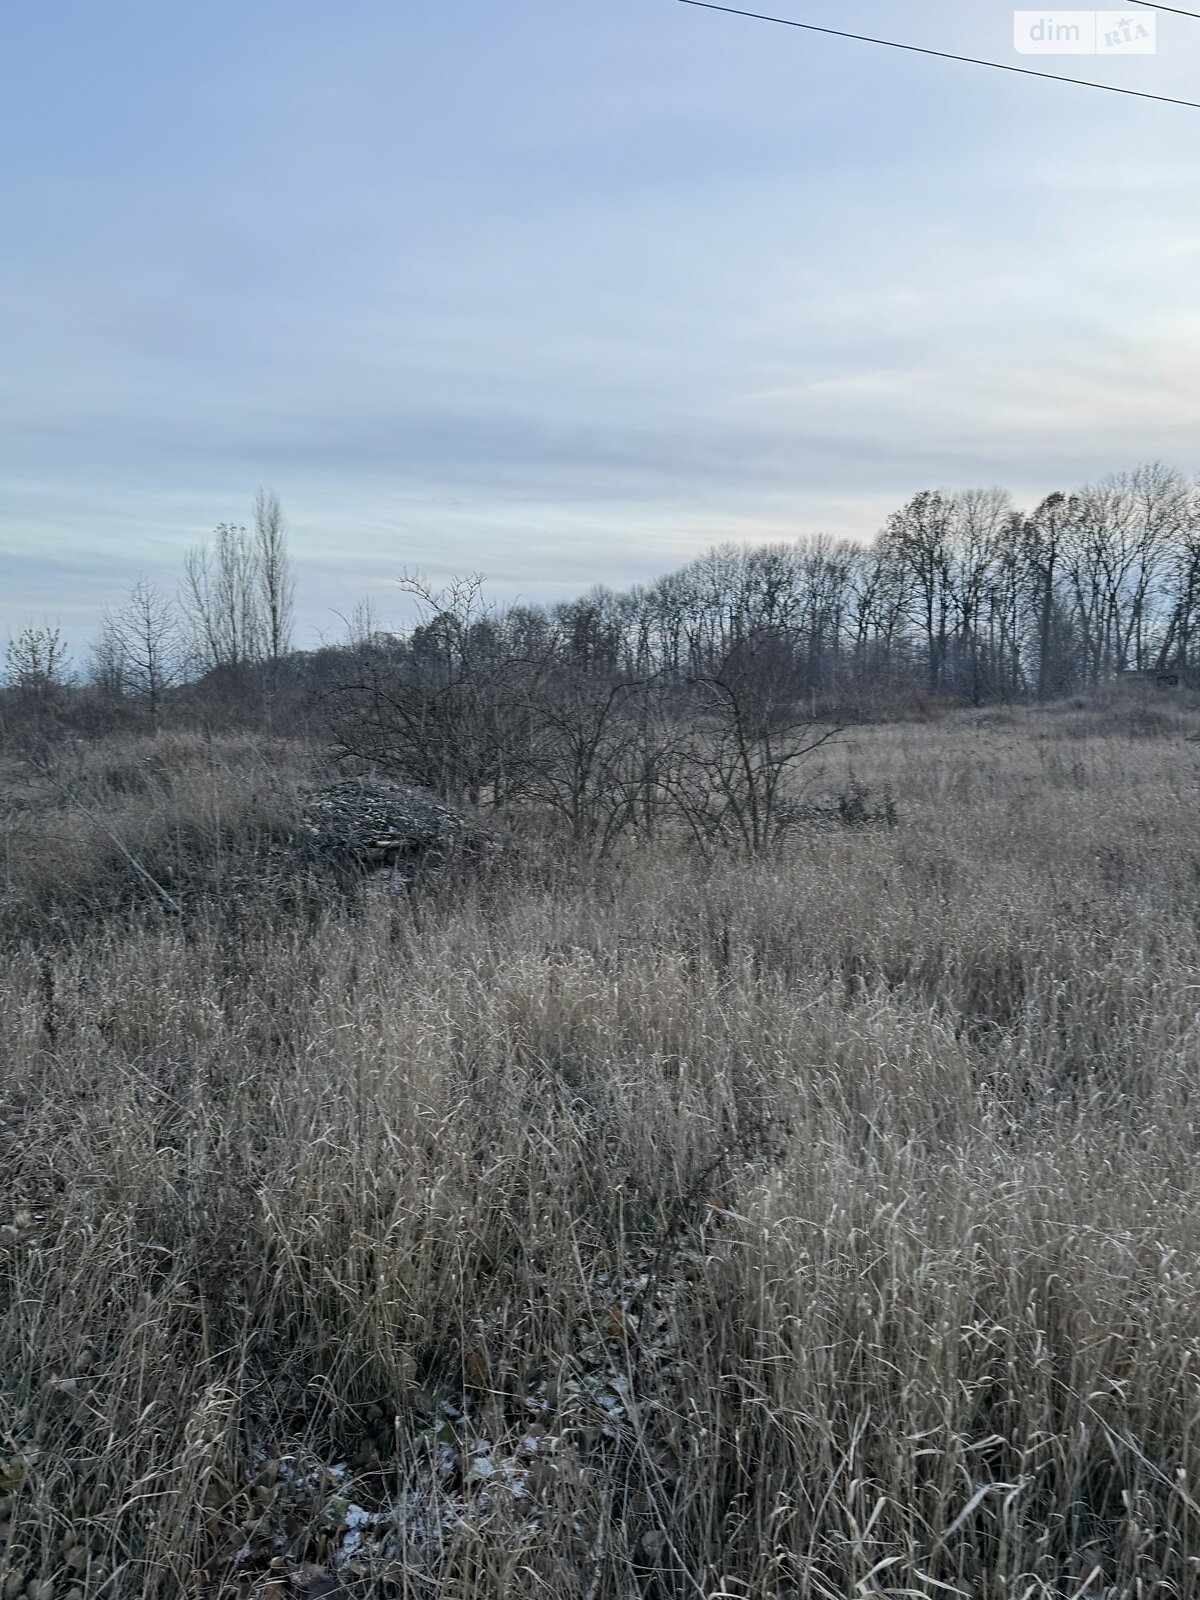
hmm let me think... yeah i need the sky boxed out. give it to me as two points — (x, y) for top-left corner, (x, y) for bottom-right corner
(2, 1), (1199, 651)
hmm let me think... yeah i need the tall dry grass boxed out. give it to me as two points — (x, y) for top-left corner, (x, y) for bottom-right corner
(2, 702), (1200, 1598)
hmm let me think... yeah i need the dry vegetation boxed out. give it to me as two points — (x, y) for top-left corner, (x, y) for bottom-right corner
(2, 692), (1200, 1599)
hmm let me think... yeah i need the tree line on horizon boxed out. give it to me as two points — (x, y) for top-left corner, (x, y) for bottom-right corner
(6, 460), (1200, 730)
(516, 460), (1200, 703)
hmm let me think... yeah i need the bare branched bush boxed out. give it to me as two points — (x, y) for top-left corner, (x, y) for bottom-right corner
(326, 574), (543, 806)
(522, 669), (673, 856)
(669, 629), (842, 855)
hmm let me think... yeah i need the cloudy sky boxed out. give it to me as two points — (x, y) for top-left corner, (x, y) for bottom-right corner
(2, 1), (1199, 649)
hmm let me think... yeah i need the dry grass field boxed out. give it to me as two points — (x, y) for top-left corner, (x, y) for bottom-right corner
(2, 693), (1200, 1599)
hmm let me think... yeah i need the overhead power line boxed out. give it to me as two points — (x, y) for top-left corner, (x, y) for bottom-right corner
(1128, 1), (1200, 20)
(675, 0), (1200, 111)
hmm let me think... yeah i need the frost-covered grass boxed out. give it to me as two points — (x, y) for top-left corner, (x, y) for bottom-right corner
(3, 700), (1200, 1598)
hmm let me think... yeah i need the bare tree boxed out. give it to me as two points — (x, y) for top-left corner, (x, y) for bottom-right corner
(884, 491), (957, 694)
(989, 511), (1030, 699)
(5, 626), (69, 695)
(847, 537), (911, 692)
(254, 489), (294, 666)
(1075, 475), (1144, 676)
(793, 537), (853, 696)
(181, 523), (264, 677)
(88, 623), (128, 705)
(947, 489), (1008, 702)
(1126, 462), (1190, 670)
(97, 577), (182, 729)
(1158, 482), (1200, 673)
(1024, 492), (1073, 701)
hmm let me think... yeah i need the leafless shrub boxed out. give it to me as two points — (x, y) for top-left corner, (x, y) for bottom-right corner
(668, 630), (842, 855)
(522, 669), (673, 856)
(325, 574), (541, 806)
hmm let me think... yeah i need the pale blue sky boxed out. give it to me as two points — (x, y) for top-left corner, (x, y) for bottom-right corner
(2, 1), (1199, 648)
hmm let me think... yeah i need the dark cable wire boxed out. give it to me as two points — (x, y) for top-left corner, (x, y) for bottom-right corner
(1128, 1), (1200, 20)
(675, 0), (1200, 111)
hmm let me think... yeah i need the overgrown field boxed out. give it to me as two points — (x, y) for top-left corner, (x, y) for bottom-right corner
(2, 697), (1200, 1599)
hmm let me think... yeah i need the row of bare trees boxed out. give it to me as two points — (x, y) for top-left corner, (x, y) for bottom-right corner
(9, 462), (1200, 750)
(320, 462), (1200, 852)
(3, 493), (294, 740)
(496, 463), (1200, 705)
(87, 491), (294, 725)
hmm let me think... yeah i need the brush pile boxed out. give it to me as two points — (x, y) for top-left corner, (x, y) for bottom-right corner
(301, 779), (492, 883)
